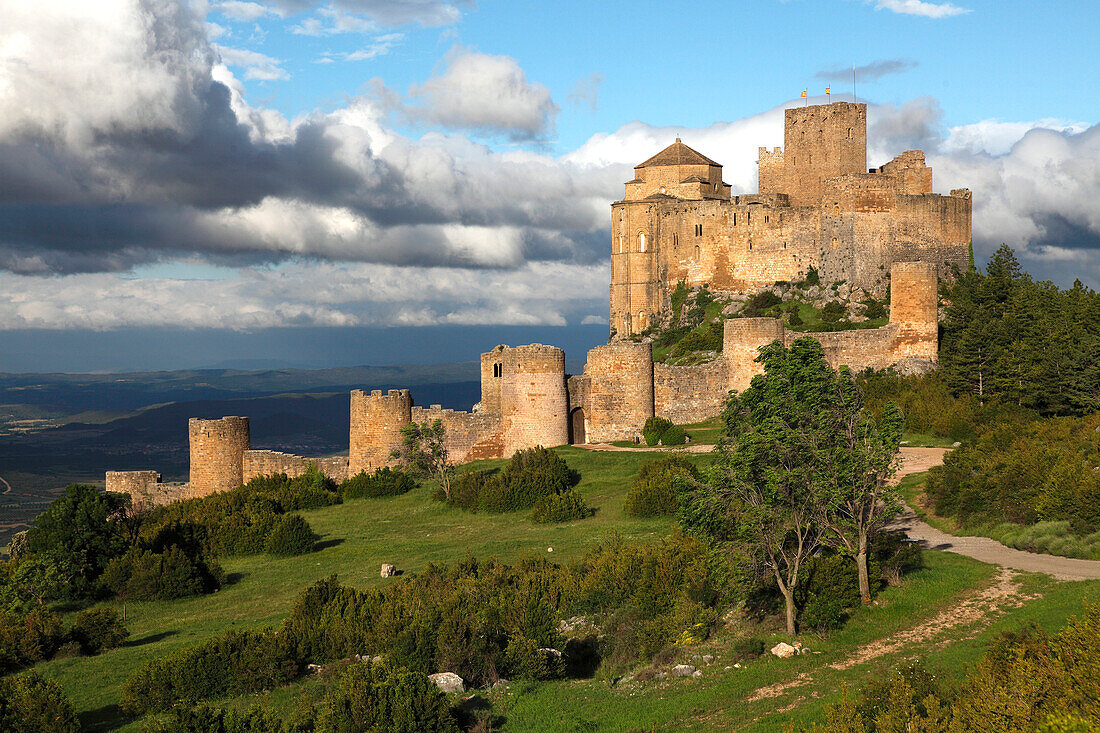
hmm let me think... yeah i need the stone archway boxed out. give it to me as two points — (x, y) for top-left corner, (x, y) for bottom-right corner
(569, 407), (586, 445)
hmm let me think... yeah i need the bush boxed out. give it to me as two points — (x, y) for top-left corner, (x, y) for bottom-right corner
(0, 671), (79, 733)
(624, 456), (699, 517)
(100, 545), (219, 601)
(69, 607), (129, 655)
(0, 608), (64, 674)
(531, 489), (593, 523)
(121, 629), (297, 716)
(150, 704), (300, 733)
(661, 425), (687, 446)
(502, 636), (565, 681)
(264, 515), (318, 557)
(341, 467), (416, 500)
(438, 469), (494, 510)
(670, 321), (724, 358)
(820, 300), (846, 323)
(444, 447), (578, 515)
(741, 291), (783, 317)
(796, 554), (861, 631)
(729, 637), (765, 662)
(315, 662), (460, 733)
(798, 266), (820, 288)
(643, 417), (674, 447)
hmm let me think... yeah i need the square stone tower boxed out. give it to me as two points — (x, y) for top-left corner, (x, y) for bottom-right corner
(762, 102), (867, 207)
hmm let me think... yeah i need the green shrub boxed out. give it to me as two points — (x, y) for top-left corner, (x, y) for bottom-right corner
(798, 266), (820, 288)
(151, 704), (299, 733)
(0, 671), (79, 733)
(661, 424), (686, 446)
(121, 629), (297, 716)
(624, 456), (699, 517)
(502, 635), (565, 681)
(315, 662), (460, 733)
(741, 291), (783, 317)
(437, 469), (493, 510)
(531, 489), (593, 523)
(99, 545), (217, 601)
(643, 417), (674, 446)
(341, 467), (416, 500)
(729, 637), (765, 662)
(264, 514), (318, 557)
(820, 300), (846, 323)
(447, 447), (578, 514)
(670, 321), (724, 358)
(796, 554), (861, 631)
(69, 607), (129, 655)
(0, 608), (64, 674)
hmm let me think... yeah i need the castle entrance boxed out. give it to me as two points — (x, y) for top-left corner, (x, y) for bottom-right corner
(569, 407), (586, 445)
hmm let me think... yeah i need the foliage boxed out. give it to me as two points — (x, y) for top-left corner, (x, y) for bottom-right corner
(741, 291), (783, 317)
(314, 662), (460, 733)
(0, 608), (64, 675)
(623, 456), (699, 517)
(392, 420), (454, 501)
(669, 320), (724, 359)
(796, 554), (862, 631)
(437, 447), (584, 520)
(121, 629), (298, 715)
(821, 300), (847, 323)
(670, 280), (690, 318)
(0, 671), (79, 733)
(264, 514), (319, 557)
(940, 244), (1100, 416)
(798, 266), (821, 288)
(643, 417), (674, 447)
(682, 338), (901, 630)
(341, 467), (416, 499)
(987, 522), (1100, 561)
(531, 489), (593, 523)
(25, 484), (130, 598)
(926, 412), (1100, 534)
(149, 704), (303, 733)
(728, 637), (765, 662)
(806, 604), (1100, 731)
(99, 541), (221, 601)
(69, 607), (129, 655)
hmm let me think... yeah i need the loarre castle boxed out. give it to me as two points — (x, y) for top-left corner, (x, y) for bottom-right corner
(106, 102), (969, 509)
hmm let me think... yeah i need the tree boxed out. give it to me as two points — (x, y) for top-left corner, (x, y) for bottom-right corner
(684, 338), (842, 634)
(25, 484), (130, 597)
(392, 420), (454, 501)
(815, 386), (904, 604)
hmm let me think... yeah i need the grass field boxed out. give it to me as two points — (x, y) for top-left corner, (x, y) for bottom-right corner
(27, 448), (1100, 732)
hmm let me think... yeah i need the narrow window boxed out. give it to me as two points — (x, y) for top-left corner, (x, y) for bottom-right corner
(733, 213), (737, 226)
(639, 232), (646, 252)
(618, 235), (623, 253)
(747, 211), (751, 223)
(749, 242), (753, 251)
(694, 244), (701, 260)
(493, 363), (502, 378)
(764, 215), (769, 224)
(847, 127), (853, 139)
(673, 233), (678, 247)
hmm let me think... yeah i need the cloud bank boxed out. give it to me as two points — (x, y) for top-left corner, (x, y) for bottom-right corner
(1, 0), (1098, 332)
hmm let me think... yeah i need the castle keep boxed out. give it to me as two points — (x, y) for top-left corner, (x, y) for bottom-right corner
(611, 101), (971, 335)
(106, 101), (969, 509)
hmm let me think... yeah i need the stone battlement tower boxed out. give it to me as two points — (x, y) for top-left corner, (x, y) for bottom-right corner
(760, 102), (867, 206)
(188, 416), (251, 497)
(500, 344), (569, 455)
(349, 389), (413, 475)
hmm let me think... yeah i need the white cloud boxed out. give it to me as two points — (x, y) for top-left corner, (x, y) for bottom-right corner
(399, 50), (559, 140)
(214, 44), (289, 81)
(943, 118), (1089, 156)
(0, 261), (606, 330)
(217, 1), (275, 21)
(869, 0), (970, 18)
(290, 6), (377, 35)
(345, 33), (404, 60)
(568, 73), (603, 113)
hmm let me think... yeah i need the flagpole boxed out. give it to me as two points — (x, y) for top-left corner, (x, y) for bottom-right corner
(852, 64), (856, 102)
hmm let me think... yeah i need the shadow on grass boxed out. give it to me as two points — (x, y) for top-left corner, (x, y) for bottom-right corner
(78, 703), (127, 732)
(457, 693), (506, 731)
(223, 571), (248, 587)
(123, 629), (177, 648)
(315, 537), (345, 551)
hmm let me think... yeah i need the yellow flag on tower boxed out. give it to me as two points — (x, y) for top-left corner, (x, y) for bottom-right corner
(800, 89), (807, 98)
(825, 87), (831, 96)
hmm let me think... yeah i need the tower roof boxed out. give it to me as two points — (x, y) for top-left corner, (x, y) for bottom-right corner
(636, 138), (720, 168)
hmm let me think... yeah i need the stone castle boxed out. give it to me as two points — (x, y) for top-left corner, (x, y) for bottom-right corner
(611, 101), (971, 335)
(106, 102), (965, 509)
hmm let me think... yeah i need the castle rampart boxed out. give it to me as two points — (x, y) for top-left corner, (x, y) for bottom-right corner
(410, 405), (503, 464)
(241, 450), (350, 484)
(653, 358), (730, 424)
(188, 416), (250, 497)
(349, 389), (412, 476)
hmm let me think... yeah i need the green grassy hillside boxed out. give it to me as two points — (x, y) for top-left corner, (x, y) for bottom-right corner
(26, 447), (1100, 732)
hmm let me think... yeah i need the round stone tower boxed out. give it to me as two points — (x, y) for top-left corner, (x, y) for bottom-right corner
(724, 318), (787, 392)
(188, 416), (250, 497)
(889, 261), (939, 361)
(501, 344), (569, 455)
(349, 388), (413, 475)
(584, 341), (654, 443)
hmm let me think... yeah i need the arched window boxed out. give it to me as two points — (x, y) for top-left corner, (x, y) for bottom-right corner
(847, 127), (853, 139)
(694, 244), (701, 260)
(637, 311), (647, 330)
(639, 232), (647, 252)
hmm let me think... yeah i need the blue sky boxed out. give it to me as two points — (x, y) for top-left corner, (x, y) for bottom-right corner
(0, 0), (1098, 371)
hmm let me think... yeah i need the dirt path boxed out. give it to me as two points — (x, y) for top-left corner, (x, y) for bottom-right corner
(893, 447), (1100, 581)
(0, 474), (11, 495)
(579, 442), (714, 454)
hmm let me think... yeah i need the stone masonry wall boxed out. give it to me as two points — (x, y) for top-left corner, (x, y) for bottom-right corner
(583, 341), (654, 443)
(349, 389), (412, 475)
(188, 416), (250, 497)
(411, 405), (503, 464)
(654, 358), (730, 424)
(105, 470), (188, 511)
(242, 450), (350, 484)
